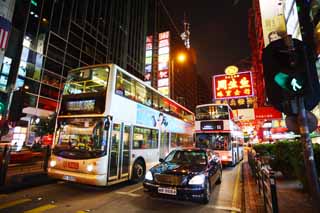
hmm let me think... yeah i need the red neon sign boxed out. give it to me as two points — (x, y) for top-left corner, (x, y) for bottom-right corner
(213, 71), (254, 99)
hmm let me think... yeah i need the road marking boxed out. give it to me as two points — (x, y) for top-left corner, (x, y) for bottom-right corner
(116, 192), (142, 197)
(24, 204), (56, 213)
(128, 186), (143, 193)
(207, 205), (241, 212)
(0, 198), (32, 210)
(0, 194), (8, 199)
(231, 162), (242, 213)
(115, 186), (143, 197)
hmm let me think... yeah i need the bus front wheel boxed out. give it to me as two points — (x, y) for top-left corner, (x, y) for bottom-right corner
(131, 160), (145, 183)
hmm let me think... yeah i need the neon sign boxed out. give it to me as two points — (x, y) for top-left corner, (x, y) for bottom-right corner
(157, 31), (170, 96)
(144, 36), (153, 85)
(213, 71), (254, 99)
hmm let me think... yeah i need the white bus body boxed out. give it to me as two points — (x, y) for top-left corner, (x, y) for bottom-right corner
(48, 64), (194, 186)
(194, 104), (244, 166)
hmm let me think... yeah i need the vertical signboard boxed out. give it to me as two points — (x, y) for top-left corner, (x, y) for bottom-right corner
(144, 36), (153, 86)
(259, 0), (287, 47)
(158, 31), (170, 97)
(259, 0), (302, 47)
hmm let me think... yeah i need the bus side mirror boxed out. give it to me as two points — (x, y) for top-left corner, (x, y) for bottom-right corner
(104, 120), (110, 130)
(104, 115), (113, 130)
(159, 158), (164, 163)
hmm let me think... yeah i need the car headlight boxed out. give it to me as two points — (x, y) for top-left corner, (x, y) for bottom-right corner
(87, 164), (94, 172)
(145, 171), (153, 181)
(50, 160), (56, 167)
(189, 174), (205, 185)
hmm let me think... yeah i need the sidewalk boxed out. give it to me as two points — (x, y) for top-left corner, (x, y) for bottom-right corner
(242, 154), (314, 213)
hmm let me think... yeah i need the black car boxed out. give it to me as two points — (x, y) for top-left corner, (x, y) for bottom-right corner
(143, 148), (222, 204)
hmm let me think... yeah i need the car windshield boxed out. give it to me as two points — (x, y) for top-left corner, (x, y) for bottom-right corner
(53, 118), (106, 159)
(164, 150), (207, 165)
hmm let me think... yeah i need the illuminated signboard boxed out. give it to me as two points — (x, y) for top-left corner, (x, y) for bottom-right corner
(213, 71), (254, 100)
(144, 36), (153, 85)
(66, 100), (95, 111)
(158, 31), (170, 97)
(200, 121), (224, 131)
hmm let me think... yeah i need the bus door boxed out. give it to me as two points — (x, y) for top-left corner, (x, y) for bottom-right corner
(108, 123), (130, 182)
(159, 132), (169, 159)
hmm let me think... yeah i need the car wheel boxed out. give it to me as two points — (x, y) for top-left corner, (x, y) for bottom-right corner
(131, 160), (145, 183)
(216, 170), (222, 184)
(201, 179), (211, 204)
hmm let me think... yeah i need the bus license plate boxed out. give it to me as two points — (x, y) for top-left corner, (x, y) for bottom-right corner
(158, 187), (177, 195)
(62, 175), (76, 181)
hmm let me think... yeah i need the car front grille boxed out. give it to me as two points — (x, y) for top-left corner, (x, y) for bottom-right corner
(154, 174), (184, 186)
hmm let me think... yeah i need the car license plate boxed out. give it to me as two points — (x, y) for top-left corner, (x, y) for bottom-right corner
(62, 175), (76, 181)
(158, 187), (177, 195)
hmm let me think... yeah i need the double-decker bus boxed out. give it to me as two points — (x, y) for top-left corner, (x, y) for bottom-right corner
(48, 64), (194, 186)
(194, 104), (243, 166)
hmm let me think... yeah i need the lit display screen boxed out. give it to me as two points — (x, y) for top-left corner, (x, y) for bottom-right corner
(158, 31), (170, 97)
(200, 121), (224, 131)
(66, 100), (95, 111)
(213, 71), (254, 99)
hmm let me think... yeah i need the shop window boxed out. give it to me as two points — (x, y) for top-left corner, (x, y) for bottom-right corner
(38, 97), (57, 111)
(40, 84), (60, 99)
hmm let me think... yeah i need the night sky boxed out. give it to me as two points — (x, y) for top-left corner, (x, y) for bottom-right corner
(163, 0), (252, 81)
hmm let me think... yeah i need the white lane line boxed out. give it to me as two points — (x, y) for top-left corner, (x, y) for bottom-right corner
(115, 186), (143, 197)
(116, 192), (142, 197)
(128, 186), (143, 193)
(206, 205), (241, 212)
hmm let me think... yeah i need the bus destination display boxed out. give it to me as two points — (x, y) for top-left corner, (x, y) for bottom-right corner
(66, 100), (96, 112)
(200, 121), (224, 131)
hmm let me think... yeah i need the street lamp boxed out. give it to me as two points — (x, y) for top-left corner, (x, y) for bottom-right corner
(170, 52), (187, 100)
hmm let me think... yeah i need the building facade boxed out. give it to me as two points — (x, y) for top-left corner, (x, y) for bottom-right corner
(146, 0), (198, 111)
(0, 0), (148, 120)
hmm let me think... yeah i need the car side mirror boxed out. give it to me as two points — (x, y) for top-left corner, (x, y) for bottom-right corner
(159, 158), (164, 163)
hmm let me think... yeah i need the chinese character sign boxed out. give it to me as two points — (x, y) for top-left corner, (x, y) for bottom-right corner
(144, 35), (153, 85)
(157, 31), (170, 97)
(213, 71), (254, 99)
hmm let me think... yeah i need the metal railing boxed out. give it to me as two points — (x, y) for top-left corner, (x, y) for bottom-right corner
(248, 151), (279, 213)
(0, 144), (51, 186)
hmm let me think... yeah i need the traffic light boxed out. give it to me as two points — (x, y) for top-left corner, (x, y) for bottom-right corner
(8, 89), (27, 122)
(262, 37), (320, 114)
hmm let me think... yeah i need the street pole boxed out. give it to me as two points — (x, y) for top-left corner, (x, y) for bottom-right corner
(296, 96), (320, 207)
(170, 59), (174, 99)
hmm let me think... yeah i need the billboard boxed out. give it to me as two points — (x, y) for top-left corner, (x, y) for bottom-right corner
(157, 31), (170, 97)
(212, 71), (254, 100)
(144, 36), (153, 85)
(259, 0), (301, 47)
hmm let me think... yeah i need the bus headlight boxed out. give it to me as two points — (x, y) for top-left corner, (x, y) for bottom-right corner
(145, 171), (153, 181)
(50, 160), (56, 167)
(87, 164), (94, 172)
(189, 174), (205, 185)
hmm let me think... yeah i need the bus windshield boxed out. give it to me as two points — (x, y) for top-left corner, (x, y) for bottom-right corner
(195, 133), (231, 151)
(53, 118), (106, 159)
(196, 105), (230, 120)
(63, 66), (109, 95)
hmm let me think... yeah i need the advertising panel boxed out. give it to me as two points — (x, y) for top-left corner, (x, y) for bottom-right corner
(259, 0), (302, 47)
(213, 71), (254, 100)
(259, 0), (287, 47)
(144, 36), (153, 85)
(157, 31), (170, 97)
